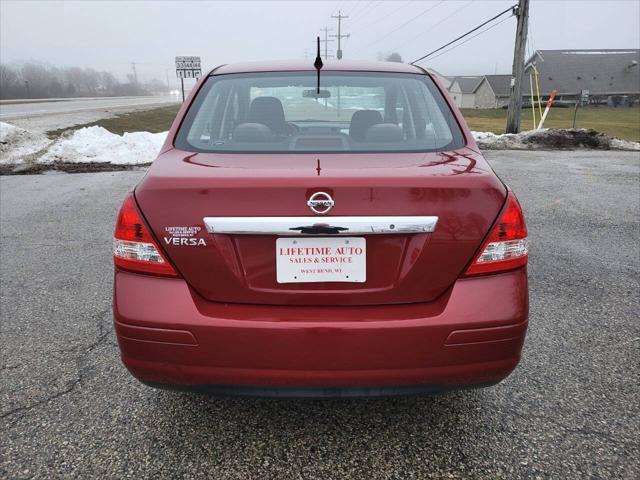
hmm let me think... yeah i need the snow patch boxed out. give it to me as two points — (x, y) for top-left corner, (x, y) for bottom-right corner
(609, 137), (640, 151)
(472, 128), (640, 151)
(472, 131), (523, 150)
(2, 122), (639, 172)
(0, 122), (52, 164)
(39, 126), (167, 165)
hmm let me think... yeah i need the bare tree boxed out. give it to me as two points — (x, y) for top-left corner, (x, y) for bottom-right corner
(21, 62), (55, 97)
(0, 62), (162, 99)
(0, 64), (20, 99)
(385, 52), (403, 63)
(376, 51), (404, 63)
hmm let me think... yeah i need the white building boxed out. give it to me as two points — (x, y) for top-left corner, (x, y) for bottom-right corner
(447, 76), (483, 108)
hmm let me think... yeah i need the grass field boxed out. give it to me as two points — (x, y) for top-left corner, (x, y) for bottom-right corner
(461, 106), (640, 142)
(46, 104), (181, 138)
(0, 99), (72, 106)
(46, 103), (640, 143)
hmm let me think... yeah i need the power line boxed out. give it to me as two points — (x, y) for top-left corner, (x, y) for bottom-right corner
(355, 0), (415, 29)
(337, 0), (362, 20)
(348, 0), (384, 27)
(361, 1), (446, 50)
(306, 3), (335, 63)
(426, 14), (514, 62)
(311, 1), (342, 43)
(411, 4), (516, 64)
(329, 1), (344, 17)
(345, 0), (375, 19)
(389, 0), (475, 52)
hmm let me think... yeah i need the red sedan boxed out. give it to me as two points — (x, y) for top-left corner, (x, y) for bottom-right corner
(113, 60), (528, 397)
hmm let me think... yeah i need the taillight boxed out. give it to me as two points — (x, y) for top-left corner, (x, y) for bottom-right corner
(464, 191), (528, 276)
(113, 192), (178, 277)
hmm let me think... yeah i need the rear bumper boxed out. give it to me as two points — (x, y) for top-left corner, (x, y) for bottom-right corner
(113, 269), (528, 396)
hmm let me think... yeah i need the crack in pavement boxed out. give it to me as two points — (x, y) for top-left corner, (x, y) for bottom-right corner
(1, 364), (21, 371)
(1, 306), (114, 422)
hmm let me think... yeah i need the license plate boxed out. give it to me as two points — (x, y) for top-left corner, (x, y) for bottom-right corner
(276, 237), (366, 283)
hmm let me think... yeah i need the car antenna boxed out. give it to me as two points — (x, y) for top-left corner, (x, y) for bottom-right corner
(314, 36), (323, 94)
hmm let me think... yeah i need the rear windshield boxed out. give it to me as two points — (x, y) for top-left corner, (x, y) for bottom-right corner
(175, 71), (465, 153)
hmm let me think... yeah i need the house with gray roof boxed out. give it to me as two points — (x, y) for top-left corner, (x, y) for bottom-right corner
(473, 74), (513, 108)
(523, 49), (640, 103)
(446, 74), (513, 109)
(447, 76), (483, 108)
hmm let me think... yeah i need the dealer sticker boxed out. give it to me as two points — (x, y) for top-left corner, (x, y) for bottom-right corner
(276, 237), (366, 283)
(163, 226), (207, 246)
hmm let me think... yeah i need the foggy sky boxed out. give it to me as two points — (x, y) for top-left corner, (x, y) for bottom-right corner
(1, 0), (639, 86)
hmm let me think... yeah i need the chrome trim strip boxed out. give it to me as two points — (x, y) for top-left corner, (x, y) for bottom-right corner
(203, 216), (438, 235)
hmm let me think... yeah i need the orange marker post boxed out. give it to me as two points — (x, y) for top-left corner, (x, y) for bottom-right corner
(537, 89), (557, 130)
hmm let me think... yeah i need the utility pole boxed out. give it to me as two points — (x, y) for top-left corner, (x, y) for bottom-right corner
(505, 0), (529, 134)
(320, 27), (334, 58)
(131, 62), (138, 84)
(330, 11), (350, 60)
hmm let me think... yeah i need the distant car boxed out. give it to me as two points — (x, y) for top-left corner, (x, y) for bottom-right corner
(112, 60), (529, 397)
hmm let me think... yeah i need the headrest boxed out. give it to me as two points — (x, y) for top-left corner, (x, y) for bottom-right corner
(349, 110), (383, 142)
(248, 97), (287, 134)
(233, 123), (274, 142)
(364, 123), (403, 143)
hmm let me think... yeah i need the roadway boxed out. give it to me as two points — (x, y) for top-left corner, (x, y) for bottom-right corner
(0, 95), (179, 134)
(0, 95), (179, 121)
(1, 150), (638, 478)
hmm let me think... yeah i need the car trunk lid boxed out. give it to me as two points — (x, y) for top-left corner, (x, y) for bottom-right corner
(135, 147), (506, 306)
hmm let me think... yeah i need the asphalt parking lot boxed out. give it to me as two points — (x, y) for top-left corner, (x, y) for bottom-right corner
(1, 150), (638, 479)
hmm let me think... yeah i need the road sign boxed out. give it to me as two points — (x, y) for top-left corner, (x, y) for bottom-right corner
(175, 56), (201, 102)
(175, 56), (202, 79)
